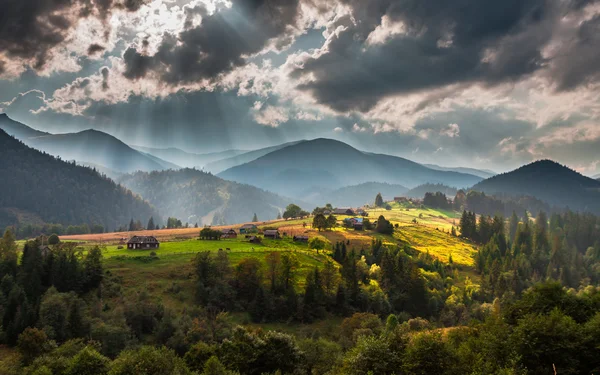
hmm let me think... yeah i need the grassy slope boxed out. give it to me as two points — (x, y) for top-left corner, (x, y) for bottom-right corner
(53, 203), (477, 320)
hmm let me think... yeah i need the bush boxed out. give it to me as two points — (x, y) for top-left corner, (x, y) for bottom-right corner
(48, 234), (60, 245)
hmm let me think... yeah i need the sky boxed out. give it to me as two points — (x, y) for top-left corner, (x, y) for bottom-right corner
(1, 0), (600, 175)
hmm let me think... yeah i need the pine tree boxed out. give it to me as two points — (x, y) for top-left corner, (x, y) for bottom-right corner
(509, 211), (519, 245)
(252, 213), (258, 222)
(147, 217), (155, 231)
(375, 192), (384, 207)
(128, 218), (135, 232)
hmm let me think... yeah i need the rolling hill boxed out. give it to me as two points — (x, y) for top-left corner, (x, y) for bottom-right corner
(218, 138), (482, 197)
(118, 168), (298, 226)
(132, 145), (247, 169)
(405, 184), (459, 199)
(315, 182), (409, 207)
(0, 114), (178, 173)
(472, 160), (600, 213)
(0, 129), (159, 230)
(204, 141), (302, 173)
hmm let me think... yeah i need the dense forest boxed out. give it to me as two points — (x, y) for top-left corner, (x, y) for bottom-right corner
(0, 130), (159, 234)
(118, 168), (293, 226)
(2, 206), (600, 374)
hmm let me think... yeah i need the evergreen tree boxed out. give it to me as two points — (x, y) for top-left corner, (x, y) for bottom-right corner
(147, 217), (155, 231)
(375, 193), (384, 207)
(128, 219), (135, 232)
(509, 211), (519, 244)
(252, 213), (258, 222)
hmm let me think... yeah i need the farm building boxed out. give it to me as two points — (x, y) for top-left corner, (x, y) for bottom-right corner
(344, 217), (364, 230)
(293, 235), (309, 242)
(240, 224), (258, 234)
(333, 208), (355, 215)
(127, 236), (160, 249)
(248, 236), (261, 243)
(221, 229), (237, 239)
(264, 229), (280, 239)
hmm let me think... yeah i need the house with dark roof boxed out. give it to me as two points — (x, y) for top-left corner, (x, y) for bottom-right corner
(240, 224), (258, 234)
(264, 229), (280, 239)
(127, 235), (160, 249)
(333, 208), (355, 215)
(293, 235), (309, 242)
(221, 229), (237, 239)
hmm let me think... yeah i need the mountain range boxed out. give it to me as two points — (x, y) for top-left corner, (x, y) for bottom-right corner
(131, 145), (247, 169)
(118, 168), (295, 226)
(423, 164), (496, 179)
(218, 138), (483, 198)
(0, 114), (178, 174)
(0, 129), (159, 230)
(204, 141), (302, 173)
(472, 160), (600, 213)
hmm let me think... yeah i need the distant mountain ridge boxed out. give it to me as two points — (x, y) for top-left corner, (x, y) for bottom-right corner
(204, 141), (303, 173)
(218, 138), (483, 198)
(472, 160), (600, 213)
(423, 164), (495, 179)
(132, 145), (247, 169)
(0, 129), (159, 230)
(0, 114), (178, 173)
(119, 168), (298, 226)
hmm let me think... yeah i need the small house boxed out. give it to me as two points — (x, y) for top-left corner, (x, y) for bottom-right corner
(333, 208), (355, 215)
(240, 224), (258, 234)
(127, 235), (160, 249)
(264, 229), (280, 239)
(293, 235), (309, 242)
(248, 236), (262, 244)
(345, 217), (363, 230)
(220, 229), (237, 239)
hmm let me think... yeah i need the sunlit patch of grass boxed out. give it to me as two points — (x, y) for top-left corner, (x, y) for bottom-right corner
(394, 225), (477, 266)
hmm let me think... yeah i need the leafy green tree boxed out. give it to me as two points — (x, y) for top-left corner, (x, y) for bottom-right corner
(109, 346), (192, 375)
(283, 204), (305, 219)
(308, 237), (326, 253)
(375, 193), (384, 207)
(66, 346), (110, 375)
(184, 342), (218, 373)
(375, 215), (394, 235)
(402, 332), (457, 375)
(343, 335), (401, 375)
(47, 234), (60, 245)
(17, 327), (53, 365)
(326, 214), (337, 230)
(202, 356), (231, 375)
(312, 214), (327, 231)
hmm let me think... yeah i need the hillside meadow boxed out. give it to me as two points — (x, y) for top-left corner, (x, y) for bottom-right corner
(58, 204), (478, 317)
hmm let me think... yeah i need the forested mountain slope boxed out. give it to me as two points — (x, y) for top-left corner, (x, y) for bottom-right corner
(119, 168), (295, 225)
(472, 160), (600, 213)
(0, 130), (159, 230)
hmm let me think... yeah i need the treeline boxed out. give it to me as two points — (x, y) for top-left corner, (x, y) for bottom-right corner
(0, 130), (160, 233)
(0, 230), (103, 346)
(474, 210), (600, 297)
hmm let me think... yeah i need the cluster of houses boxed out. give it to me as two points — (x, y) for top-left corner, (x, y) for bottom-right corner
(324, 208), (367, 216)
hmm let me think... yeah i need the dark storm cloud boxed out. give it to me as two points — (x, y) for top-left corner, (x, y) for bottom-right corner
(122, 0), (300, 84)
(88, 44), (106, 55)
(294, 0), (600, 112)
(0, 0), (145, 72)
(549, 13), (600, 91)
